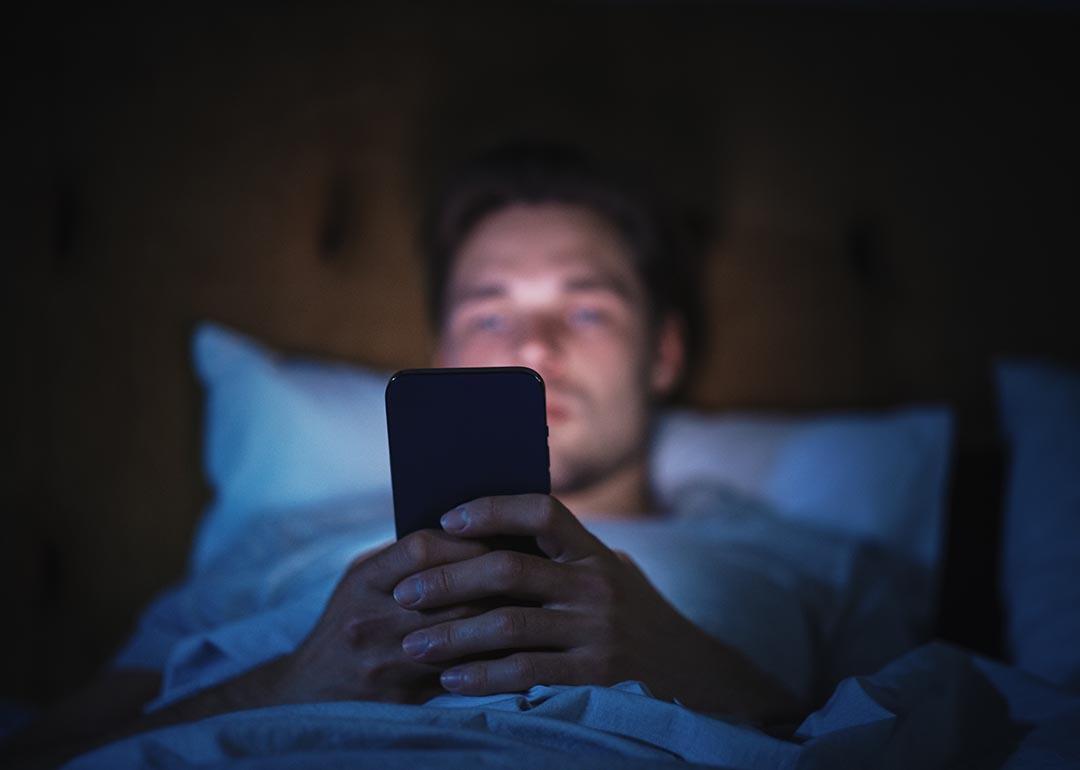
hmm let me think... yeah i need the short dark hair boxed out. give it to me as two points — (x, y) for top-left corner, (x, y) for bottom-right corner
(422, 143), (704, 381)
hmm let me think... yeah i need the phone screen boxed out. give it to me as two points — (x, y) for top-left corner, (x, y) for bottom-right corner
(385, 367), (550, 552)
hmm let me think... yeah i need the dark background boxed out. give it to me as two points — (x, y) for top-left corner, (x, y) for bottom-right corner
(3, 1), (1078, 704)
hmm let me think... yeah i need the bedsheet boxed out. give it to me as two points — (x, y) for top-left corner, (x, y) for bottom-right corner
(113, 485), (924, 709)
(94, 485), (999, 767)
(68, 643), (1080, 769)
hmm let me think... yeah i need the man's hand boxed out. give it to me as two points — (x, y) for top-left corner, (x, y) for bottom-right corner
(269, 529), (493, 706)
(1, 531), (496, 769)
(391, 494), (803, 720)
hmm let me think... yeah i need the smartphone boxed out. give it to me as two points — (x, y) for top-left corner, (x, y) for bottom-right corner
(385, 366), (550, 555)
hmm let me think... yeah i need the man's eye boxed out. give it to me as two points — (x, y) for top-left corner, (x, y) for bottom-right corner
(569, 307), (607, 326)
(471, 314), (508, 333)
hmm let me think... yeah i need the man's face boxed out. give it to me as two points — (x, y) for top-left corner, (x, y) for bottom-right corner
(435, 203), (677, 499)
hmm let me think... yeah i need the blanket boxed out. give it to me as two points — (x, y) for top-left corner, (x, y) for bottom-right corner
(87, 486), (1074, 768)
(114, 485), (924, 709)
(69, 645), (1080, 768)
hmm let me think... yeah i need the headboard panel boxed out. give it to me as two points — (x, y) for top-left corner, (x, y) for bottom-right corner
(5, 3), (1078, 700)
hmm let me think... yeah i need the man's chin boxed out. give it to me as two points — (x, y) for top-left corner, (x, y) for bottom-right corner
(548, 463), (584, 498)
(548, 455), (610, 498)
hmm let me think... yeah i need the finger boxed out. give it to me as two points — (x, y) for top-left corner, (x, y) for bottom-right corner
(439, 651), (582, 695)
(440, 494), (606, 562)
(398, 600), (495, 634)
(360, 529), (491, 592)
(392, 549), (574, 609)
(401, 607), (579, 663)
(345, 600), (497, 650)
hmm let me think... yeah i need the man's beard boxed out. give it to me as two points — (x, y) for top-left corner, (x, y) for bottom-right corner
(547, 415), (648, 496)
(544, 377), (651, 497)
(550, 442), (644, 496)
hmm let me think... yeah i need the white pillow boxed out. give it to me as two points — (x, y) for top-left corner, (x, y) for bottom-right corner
(192, 321), (953, 576)
(652, 408), (953, 572)
(192, 323), (392, 569)
(997, 359), (1080, 689)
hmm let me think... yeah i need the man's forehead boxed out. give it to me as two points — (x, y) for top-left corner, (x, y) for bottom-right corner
(454, 252), (627, 283)
(448, 203), (642, 296)
(448, 243), (647, 303)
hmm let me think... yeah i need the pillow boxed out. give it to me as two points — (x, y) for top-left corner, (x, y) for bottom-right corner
(192, 321), (954, 578)
(191, 323), (392, 569)
(997, 359), (1080, 690)
(652, 407), (953, 573)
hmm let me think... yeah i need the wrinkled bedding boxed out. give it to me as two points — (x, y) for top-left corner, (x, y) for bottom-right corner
(88, 487), (1079, 768)
(71, 646), (1080, 769)
(114, 486), (923, 709)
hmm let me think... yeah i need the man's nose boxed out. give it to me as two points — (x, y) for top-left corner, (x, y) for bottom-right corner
(516, 317), (564, 375)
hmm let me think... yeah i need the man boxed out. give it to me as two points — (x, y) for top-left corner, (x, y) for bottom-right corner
(6, 145), (895, 767)
(254, 146), (799, 716)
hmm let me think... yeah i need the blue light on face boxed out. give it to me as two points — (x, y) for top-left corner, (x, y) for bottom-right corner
(569, 307), (606, 327)
(475, 314), (509, 333)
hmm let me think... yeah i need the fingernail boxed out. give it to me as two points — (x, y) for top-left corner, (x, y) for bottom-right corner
(401, 632), (430, 658)
(440, 507), (468, 532)
(393, 578), (422, 607)
(440, 669), (467, 690)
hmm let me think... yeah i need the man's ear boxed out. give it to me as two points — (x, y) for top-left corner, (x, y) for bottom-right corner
(650, 313), (686, 398)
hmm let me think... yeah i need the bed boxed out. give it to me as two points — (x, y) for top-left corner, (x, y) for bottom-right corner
(45, 327), (1080, 769)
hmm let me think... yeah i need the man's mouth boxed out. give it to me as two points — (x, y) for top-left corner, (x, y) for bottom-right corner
(546, 402), (570, 422)
(544, 383), (587, 423)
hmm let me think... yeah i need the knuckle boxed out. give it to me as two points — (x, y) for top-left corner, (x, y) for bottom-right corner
(403, 530), (435, 565)
(482, 496), (497, 525)
(432, 566), (454, 598)
(470, 665), (488, 691)
(492, 608), (526, 640)
(341, 615), (378, 645)
(510, 654), (538, 686)
(432, 623), (453, 651)
(492, 550), (526, 586)
(536, 496), (558, 530)
(491, 610), (514, 638)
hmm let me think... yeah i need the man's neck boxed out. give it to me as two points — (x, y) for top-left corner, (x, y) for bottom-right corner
(556, 457), (653, 522)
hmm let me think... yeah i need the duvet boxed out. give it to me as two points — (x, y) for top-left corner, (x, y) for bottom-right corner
(84, 488), (1077, 768)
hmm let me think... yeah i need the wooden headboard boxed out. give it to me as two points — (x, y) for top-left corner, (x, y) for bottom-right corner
(5, 3), (1078, 701)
